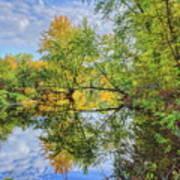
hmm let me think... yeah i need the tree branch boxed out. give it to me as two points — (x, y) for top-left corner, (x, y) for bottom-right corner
(14, 86), (129, 96)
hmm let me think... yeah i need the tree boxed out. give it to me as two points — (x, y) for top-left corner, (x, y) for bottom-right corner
(89, 0), (180, 179)
(0, 1), (179, 178)
(37, 1), (179, 178)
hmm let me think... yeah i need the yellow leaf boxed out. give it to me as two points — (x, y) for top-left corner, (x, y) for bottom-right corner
(73, 91), (86, 105)
(24, 88), (36, 95)
(50, 150), (73, 174)
(100, 91), (113, 102)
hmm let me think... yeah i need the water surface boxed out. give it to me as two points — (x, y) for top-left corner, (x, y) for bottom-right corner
(0, 127), (111, 180)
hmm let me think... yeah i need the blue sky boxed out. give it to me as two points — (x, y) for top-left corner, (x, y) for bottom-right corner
(0, 0), (112, 59)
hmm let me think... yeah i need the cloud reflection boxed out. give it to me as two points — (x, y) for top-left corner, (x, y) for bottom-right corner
(0, 127), (112, 179)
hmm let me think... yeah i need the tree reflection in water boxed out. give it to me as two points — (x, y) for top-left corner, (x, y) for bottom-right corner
(0, 103), (113, 179)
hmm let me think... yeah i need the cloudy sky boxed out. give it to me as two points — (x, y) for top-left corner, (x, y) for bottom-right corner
(0, 0), (113, 59)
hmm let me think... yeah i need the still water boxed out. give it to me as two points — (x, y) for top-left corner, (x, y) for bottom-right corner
(0, 127), (111, 180)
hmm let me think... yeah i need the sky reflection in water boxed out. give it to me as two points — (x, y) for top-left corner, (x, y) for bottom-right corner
(0, 127), (111, 180)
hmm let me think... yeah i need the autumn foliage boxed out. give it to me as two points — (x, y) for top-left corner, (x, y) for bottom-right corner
(0, 1), (180, 178)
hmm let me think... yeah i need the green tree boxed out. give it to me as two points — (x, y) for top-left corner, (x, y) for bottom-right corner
(0, 2), (179, 178)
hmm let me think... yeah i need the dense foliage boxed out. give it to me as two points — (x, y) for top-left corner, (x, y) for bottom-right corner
(0, 0), (179, 179)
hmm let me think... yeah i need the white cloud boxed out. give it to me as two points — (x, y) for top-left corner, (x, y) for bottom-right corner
(19, 19), (29, 31)
(38, 0), (45, 6)
(0, 0), (113, 58)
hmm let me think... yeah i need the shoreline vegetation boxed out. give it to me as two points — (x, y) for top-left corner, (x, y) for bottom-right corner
(0, 0), (179, 179)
